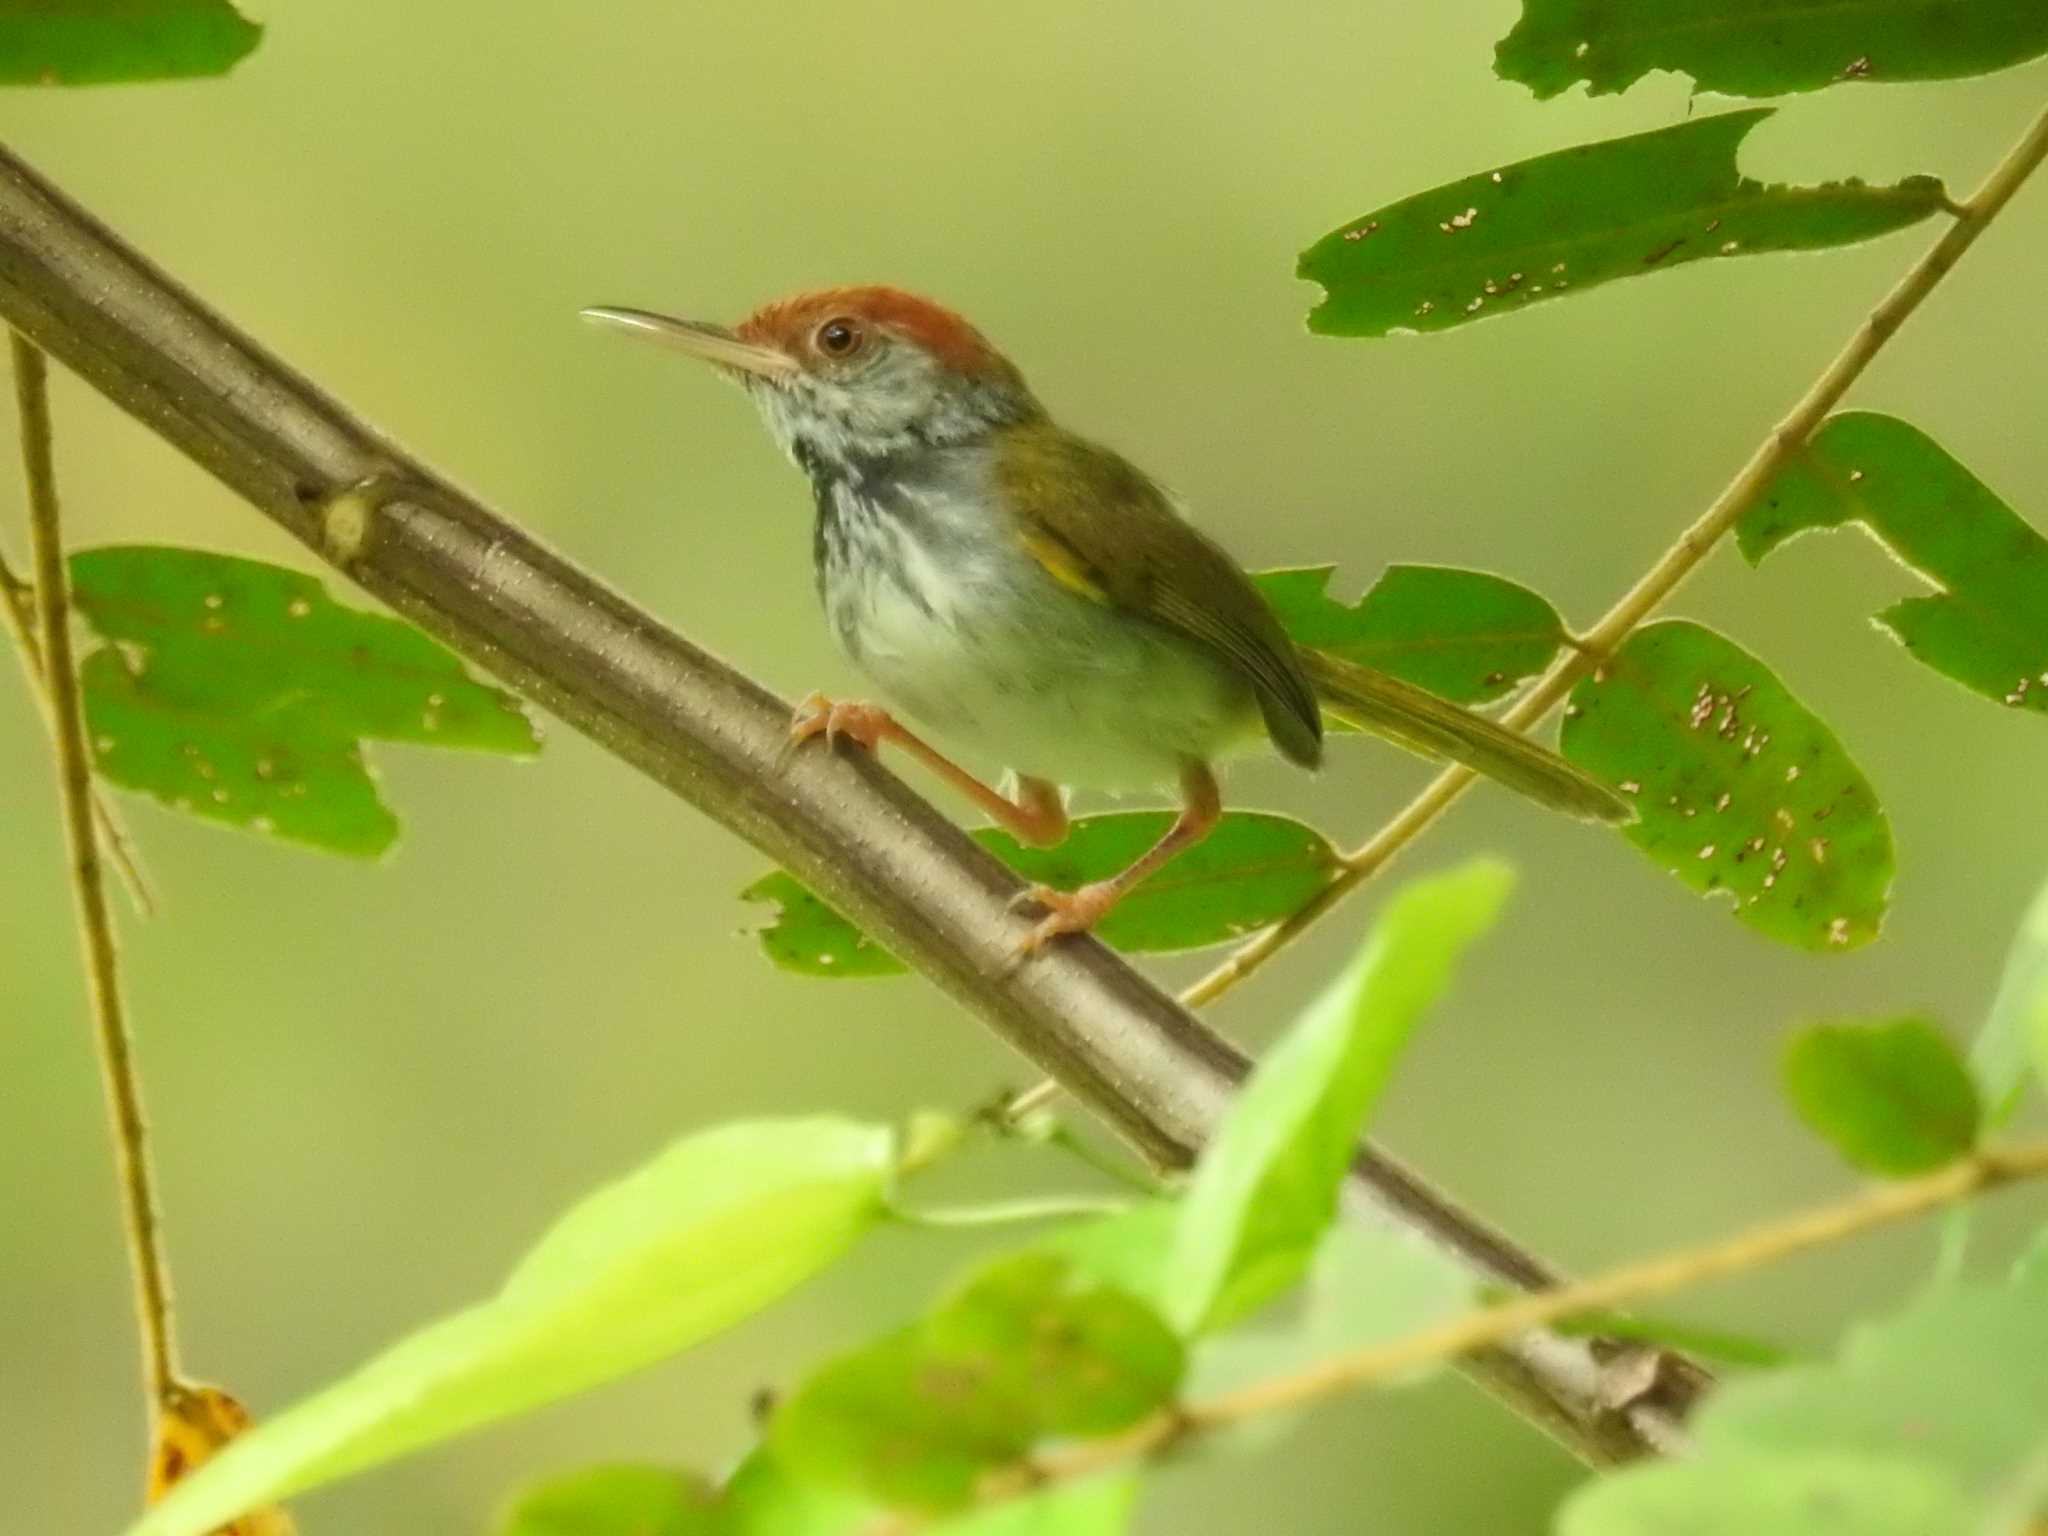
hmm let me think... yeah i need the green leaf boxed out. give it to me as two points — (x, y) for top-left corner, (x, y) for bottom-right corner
(1253, 564), (1565, 706)
(1559, 1453), (1976, 1536)
(1560, 620), (1894, 952)
(772, 1253), (1183, 1513)
(1782, 1018), (1982, 1177)
(1189, 1219), (1475, 1404)
(71, 546), (538, 857)
(1741, 412), (2048, 718)
(1038, 1201), (1183, 1309)
(0, 0), (260, 84)
(742, 811), (1339, 976)
(1496, 0), (2048, 100)
(1299, 110), (1945, 339)
(718, 1446), (873, 1536)
(127, 1118), (896, 1536)
(1549, 1311), (1793, 1369)
(501, 1465), (717, 1536)
(1562, 1266), (2048, 1534)
(716, 1448), (1136, 1536)
(1970, 871), (2048, 1124)
(1166, 860), (1514, 1333)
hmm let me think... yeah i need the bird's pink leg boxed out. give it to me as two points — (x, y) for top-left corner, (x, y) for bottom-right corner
(1011, 760), (1221, 956)
(788, 692), (1069, 848)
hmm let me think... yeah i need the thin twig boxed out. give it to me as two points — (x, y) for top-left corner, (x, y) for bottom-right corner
(1182, 97), (2048, 1009)
(881, 1139), (2048, 1531)
(0, 535), (157, 915)
(12, 331), (178, 1408)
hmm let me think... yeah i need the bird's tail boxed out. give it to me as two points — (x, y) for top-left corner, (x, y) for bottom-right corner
(1303, 650), (1631, 825)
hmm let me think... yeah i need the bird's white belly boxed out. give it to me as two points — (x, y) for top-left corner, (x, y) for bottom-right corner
(825, 529), (1257, 792)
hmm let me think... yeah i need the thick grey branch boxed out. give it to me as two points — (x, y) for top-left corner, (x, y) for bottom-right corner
(0, 143), (1700, 1461)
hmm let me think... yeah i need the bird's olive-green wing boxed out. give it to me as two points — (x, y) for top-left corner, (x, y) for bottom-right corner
(994, 424), (1324, 768)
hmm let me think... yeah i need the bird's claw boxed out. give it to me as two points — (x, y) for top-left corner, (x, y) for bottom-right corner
(1009, 880), (1121, 958)
(786, 693), (889, 756)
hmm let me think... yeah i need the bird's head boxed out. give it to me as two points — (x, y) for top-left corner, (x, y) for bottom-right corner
(583, 286), (1041, 474)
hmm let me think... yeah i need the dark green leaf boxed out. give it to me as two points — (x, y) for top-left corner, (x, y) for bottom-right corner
(1566, 1264), (2048, 1533)
(0, 0), (260, 84)
(742, 811), (1338, 976)
(1782, 1017), (1982, 1176)
(1166, 861), (1513, 1332)
(1741, 412), (2048, 718)
(128, 1119), (896, 1536)
(772, 1253), (1182, 1513)
(71, 546), (537, 857)
(1970, 872), (2048, 1124)
(1561, 620), (1894, 951)
(1300, 110), (1945, 338)
(1550, 1311), (1793, 1369)
(1497, 0), (2048, 100)
(1252, 564), (1565, 706)
(501, 1465), (716, 1536)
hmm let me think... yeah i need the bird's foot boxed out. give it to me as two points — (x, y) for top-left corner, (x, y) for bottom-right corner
(788, 692), (891, 752)
(1008, 880), (1122, 957)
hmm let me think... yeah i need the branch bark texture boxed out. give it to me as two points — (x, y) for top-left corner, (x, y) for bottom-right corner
(0, 143), (1697, 1460)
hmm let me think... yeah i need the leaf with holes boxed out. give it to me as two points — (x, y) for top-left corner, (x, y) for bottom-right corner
(70, 546), (538, 857)
(1300, 110), (1945, 338)
(742, 811), (1338, 976)
(1561, 621), (1893, 951)
(1253, 565), (1565, 706)
(771, 1252), (1183, 1512)
(0, 0), (260, 83)
(1783, 1017), (1982, 1177)
(126, 1119), (895, 1536)
(1741, 413), (2048, 718)
(1496, 0), (2048, 100)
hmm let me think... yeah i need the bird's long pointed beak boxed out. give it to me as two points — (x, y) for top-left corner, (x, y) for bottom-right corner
(579, 306), (797, 380)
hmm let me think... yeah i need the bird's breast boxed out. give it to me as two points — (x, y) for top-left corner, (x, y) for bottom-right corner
(807, 462), (1258, 789)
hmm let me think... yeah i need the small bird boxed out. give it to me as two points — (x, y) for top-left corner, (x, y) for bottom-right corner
(584, 287), (1626, 952)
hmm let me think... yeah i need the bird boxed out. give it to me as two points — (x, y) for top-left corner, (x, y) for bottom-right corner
(582, 286), (1628, 954)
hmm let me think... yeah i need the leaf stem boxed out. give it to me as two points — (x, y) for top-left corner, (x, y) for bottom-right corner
(12, 331), (179, 1408)
(890, 1195), (1134, 1229)
(1183, 97), (2048, 1009)
(892, 1139), (2048, 1530)
(0, 533), (156, 915)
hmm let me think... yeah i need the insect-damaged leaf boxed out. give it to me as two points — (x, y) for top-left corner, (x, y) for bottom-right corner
(1495, 0), (2048, 100)
(1782, 1017), (1982, 1177)
(771, 1252), (1183, 1512)
(0, 0), (261, 84)
(1741, 413), (2048, 719)
(1299, 110), (1945, 338)
(1253, 564), (1565, 707)
(742, 811), (1339, 976)
(1561, 621), (1893, 951)
(126, 1119), (895, 1536)
(70, 546), (538, 857)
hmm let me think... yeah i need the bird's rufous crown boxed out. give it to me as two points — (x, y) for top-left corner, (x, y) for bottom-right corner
(735, 285), (1010, 378)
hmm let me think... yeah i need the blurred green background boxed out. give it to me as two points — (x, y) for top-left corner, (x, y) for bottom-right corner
(6, 5), (2047, 1531)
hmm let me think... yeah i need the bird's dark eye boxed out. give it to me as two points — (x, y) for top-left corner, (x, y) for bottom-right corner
(815, 318), (863, 358)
